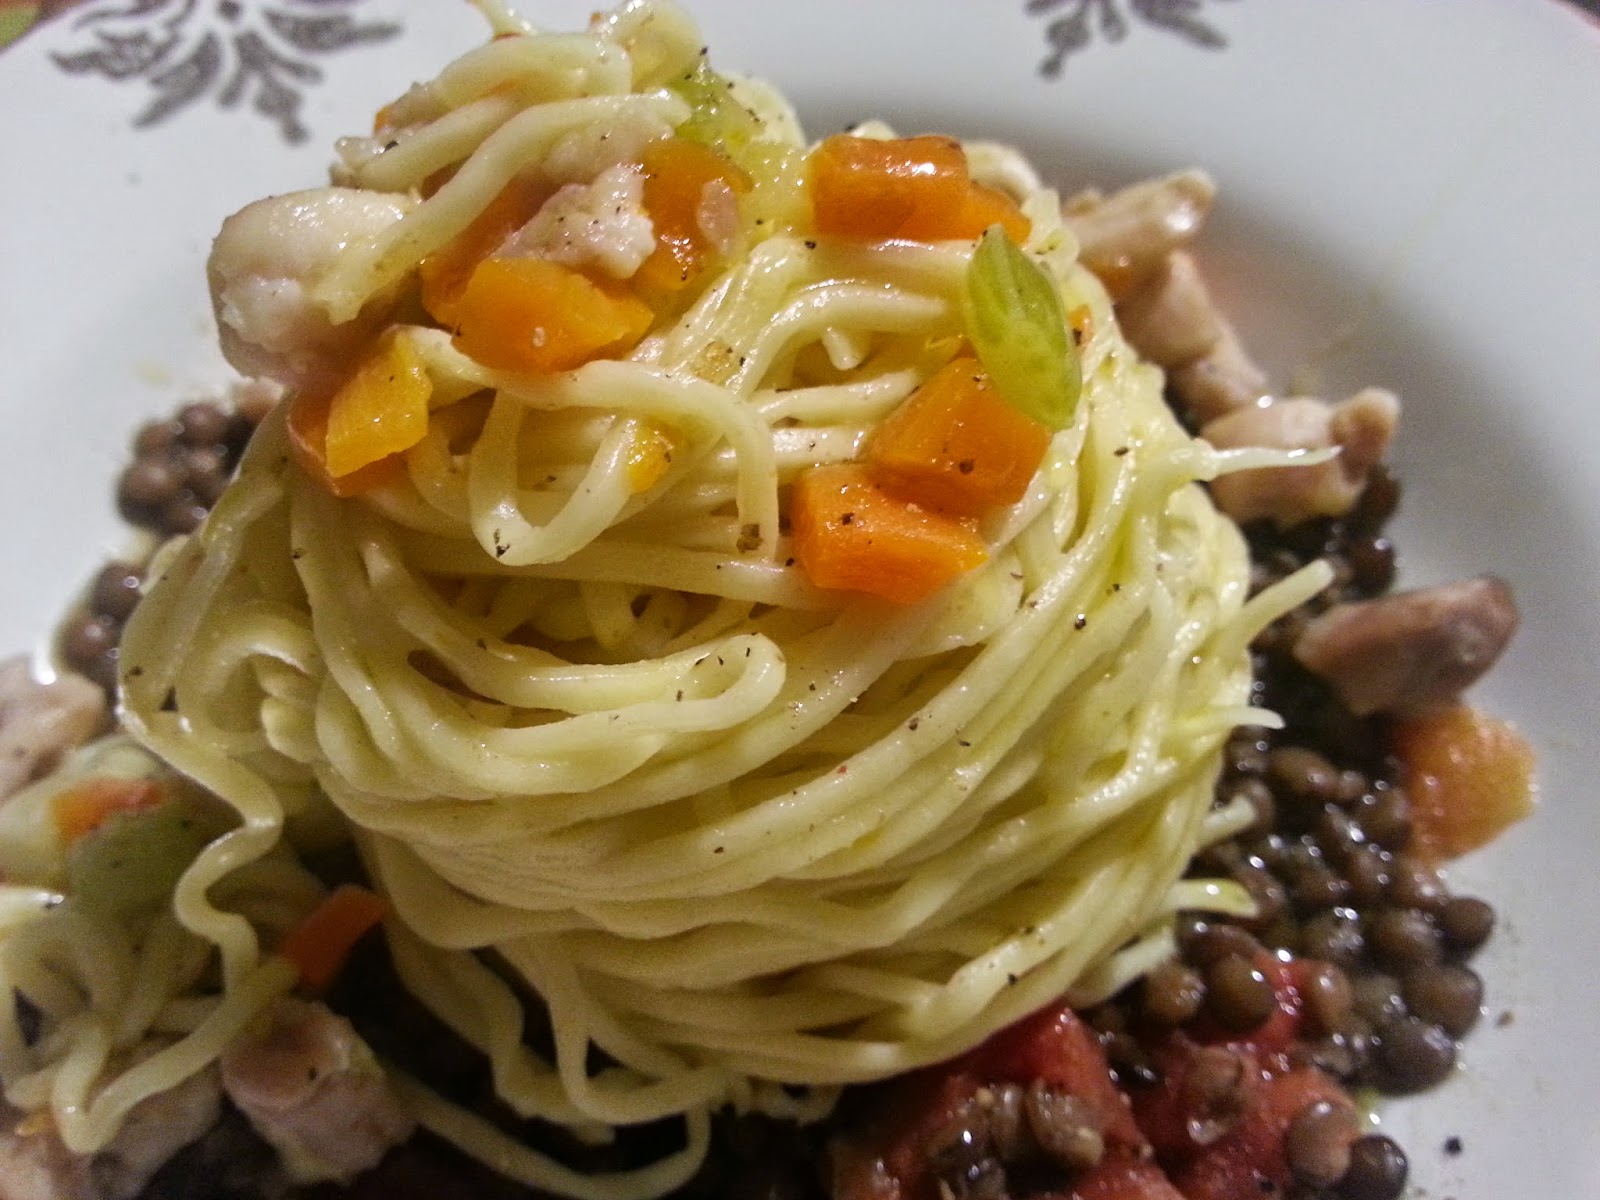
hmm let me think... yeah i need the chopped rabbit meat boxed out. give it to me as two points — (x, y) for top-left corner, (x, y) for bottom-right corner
(220, 998), (413, 1185)
(1063, 169), (1216, 297)
(1293, 576), (1519, 716)
(1203, 389), (1399, 528)
(208, 188), (416, 391)
(0, 658), (105, 804)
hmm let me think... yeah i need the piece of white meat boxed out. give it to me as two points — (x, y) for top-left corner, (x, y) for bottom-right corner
(540, 107), (677, 187)
(1293, 576), (1519, 717)
(1114, 250), (1223, 370)
(220, 998), (413, 1185)
(1112, 247), (1273, 424)
(1202, 389), (1400, 528)
(0, 1064), (221, 1200)
(507, 162), (655, 279)
(95, 1063), (223, 1200)
(1169, 321), (1273, 423)
(0, 1101), (92, 1200)
(1063, 169), (1216, 298)
(0, 658), (105, 805)
(207, 188), (416, 391)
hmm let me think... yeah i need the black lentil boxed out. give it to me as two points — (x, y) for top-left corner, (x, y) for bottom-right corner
(1021, 1084), (1104, 1172)
(1373, 1015), (1457, 1092)
(1204, 953), (1277, 1033)
(1284, 1098), (1355, 1189)
(1267, 746), (1340, 804)
(1338, 845), (1390, 906)
(1298, 961), (1354, 1036)
(1385, 856), (1447, 913)
(1298, 909), (1365, 969)
(1140, 959), (1206, 1027)
(116, 398), (259, 538)
(1351, 973), (1407, 1028)
(1339, 1134), (1408, 1200)
(1368, 908), (1443, 970)
(1400, 964), (1483, 1038)
(90, 561), (144, 622)
(1184, 922), (1263, 968)
(62, 396), (265, 696)
(1352, 787), (1412, 853)
(1180, 1045), (1250, 1145)
(1436, 895), (1495, 955)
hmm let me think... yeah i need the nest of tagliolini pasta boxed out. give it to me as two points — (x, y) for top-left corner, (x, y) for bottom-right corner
(32, 2), (1326, 1194)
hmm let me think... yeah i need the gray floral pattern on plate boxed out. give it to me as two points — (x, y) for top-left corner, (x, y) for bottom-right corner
(49, 0), (401, 143)
(1026, 0), (1240, 77)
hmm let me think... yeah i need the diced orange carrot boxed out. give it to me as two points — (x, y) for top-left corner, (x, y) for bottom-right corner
(1393, 704), (1536, 861)
(951, 182), (1030, 243)
(53, 777), (165, 845)
(635, 137), (751, 295)
(277, 884), (388, 994)
(287, 386), (407, 498)
(323, 332), (434, 479)
(807, 134), (1030, 243)
(867, 356), (1051, 517)
(452, 257), (654, 374)
(790, 463), (987, 604)
(626, 421), (675, 493)
(419, 177), (549, 325)
(808, 134), (970, 241)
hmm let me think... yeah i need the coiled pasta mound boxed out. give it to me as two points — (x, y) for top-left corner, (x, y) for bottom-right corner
(0, 3), (1325, 1196)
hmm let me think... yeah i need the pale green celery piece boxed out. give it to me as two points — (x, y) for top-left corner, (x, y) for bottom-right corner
(961, 225), (1081, 431)
(66, 800), (213, 918)
(669, 61), (761, 156)
(0, 738), (161, 888)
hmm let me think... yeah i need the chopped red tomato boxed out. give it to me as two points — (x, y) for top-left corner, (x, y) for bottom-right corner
(1169, 1068), (1355, 1200)
(1068, 1158), (1187, 1200)
(965, 1001), (1144, 1152)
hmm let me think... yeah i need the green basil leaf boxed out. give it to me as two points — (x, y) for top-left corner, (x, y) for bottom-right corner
(961, 225), (1081, 431)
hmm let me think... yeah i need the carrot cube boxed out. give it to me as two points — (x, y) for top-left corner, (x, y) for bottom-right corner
(1393, 704), (1536, 860)
(790, 464), (987, 604)
(451, 257), (654, 374)
(636, 137), (751, 294)
(868, 356), (1052, 516)
(808, 134), (1029, 243)
(419, 177), (548, 326)
(323, 332), (433, 479)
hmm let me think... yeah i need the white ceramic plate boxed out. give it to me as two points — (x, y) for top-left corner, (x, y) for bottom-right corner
(2, 1), (1596, 1196)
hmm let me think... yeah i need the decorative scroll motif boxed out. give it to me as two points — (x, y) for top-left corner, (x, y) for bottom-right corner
(1025, 0), (1239, 78)
(5, 0), (401, 143)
